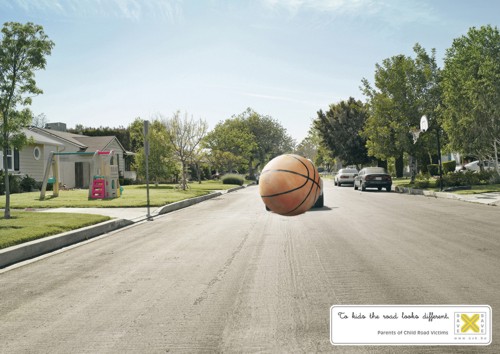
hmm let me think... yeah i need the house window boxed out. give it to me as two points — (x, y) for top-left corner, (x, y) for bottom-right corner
(0, 148), (20, 171)
(7, 148), (12, 169)
(34, 146), (41, 160)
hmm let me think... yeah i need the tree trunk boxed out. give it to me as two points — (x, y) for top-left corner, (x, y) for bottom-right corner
(248, 158), (254, 179)
(494, 138), (499, 174)
(409, 155), (417, 183)
(395, 154), (404, 178)
(196, 163), (201, 184)
(181, 160), (187, 190)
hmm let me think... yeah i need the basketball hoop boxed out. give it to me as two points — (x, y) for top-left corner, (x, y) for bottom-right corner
(410, 128), (421, 144)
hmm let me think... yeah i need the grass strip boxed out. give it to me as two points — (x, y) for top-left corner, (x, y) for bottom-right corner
(0, 211), (110, 249)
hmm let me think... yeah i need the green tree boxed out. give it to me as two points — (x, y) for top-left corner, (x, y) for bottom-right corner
(361, 44), (441, 179)
(0, 22), (54, 218)
(203, 117), (256, 174)
(163, 111), (208, 190)
(314, 97), (371, 168)
(204, 108), (294, 177)
(442, 25), (500, 172)
(131, 118), (177, 185)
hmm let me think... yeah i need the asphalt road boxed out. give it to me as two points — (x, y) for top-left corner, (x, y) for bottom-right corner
(1, 180), (499, 353)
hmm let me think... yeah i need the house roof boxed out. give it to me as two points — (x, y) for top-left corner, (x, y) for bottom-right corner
(23, 128), (65, 147)
(29, 127), (87, 149)
(73, 136), (126, 153)
(28, 127), (126, 153)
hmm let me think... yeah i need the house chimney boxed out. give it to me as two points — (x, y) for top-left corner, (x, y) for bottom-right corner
(45, 122), (67, 132)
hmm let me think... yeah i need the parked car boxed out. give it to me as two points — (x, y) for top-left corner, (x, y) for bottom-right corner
(464, 160), (499, 172)
(334, 168), (358, 186)
(354, 167), (392, 192)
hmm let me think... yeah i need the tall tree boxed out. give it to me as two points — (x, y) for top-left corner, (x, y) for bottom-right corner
(163, 111), (208, 190)
(442, 25), (500, 172)
(204, 108), (294, 177)
(0, 22), (54, 218)
(203, 117), (256, 174)
(361, 44), (441, 179)
(314, 97), (371, 168)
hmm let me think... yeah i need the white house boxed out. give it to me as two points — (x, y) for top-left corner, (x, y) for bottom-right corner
(1, 124), (130, 189)
(30, 125), (128, 188)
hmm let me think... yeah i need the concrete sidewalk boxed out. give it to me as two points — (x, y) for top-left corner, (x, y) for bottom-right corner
(37, 207), (154, 222)
(394, 186), (500, 206)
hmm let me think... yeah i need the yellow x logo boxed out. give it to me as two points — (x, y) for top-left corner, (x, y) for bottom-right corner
(461, 314), (480, 333)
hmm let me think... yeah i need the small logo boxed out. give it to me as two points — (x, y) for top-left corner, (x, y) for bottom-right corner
(461, 314), (480, 333)
(455, 312), (486, 335)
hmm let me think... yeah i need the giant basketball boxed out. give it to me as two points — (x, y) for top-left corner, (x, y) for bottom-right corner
(259, 154), (322, 216)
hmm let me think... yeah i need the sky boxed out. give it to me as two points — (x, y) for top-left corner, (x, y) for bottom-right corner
(1, 0), (500, 143)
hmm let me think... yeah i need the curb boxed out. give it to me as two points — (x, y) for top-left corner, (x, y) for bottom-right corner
(0, 219), (133, 269)
(394, 186), (499, 206)
(156, 191), (223, 215)
(0, 187), (246, 269)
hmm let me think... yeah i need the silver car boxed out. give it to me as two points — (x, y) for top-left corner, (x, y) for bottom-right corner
(334, 168), (358, 186)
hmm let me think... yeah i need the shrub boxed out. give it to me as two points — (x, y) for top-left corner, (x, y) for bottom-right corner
(120, 177), (136, 186)
(222, 174), (244, 186)
(441, 172), (468, 187)
(427, 164), (439, 176)
(440, 170), (490, 187)
(476, 170), (495, 184)
(489, 172), (500, 184)
(442, 160), (457, 174)
(0, 172), (21, 195)
(413, 172), (431, 189)
(20, 175), (37, 192)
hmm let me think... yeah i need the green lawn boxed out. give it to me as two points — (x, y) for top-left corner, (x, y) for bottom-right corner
(0, 211), (110, 249)
(0, 181), (241, 209)
(452, 184), (500, 194)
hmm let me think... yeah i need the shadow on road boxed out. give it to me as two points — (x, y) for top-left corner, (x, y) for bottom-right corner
(308, 206), (337, 212)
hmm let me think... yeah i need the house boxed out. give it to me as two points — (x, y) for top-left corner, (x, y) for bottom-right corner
(0, 123), (130, 189)
(0, 128), (65, 182)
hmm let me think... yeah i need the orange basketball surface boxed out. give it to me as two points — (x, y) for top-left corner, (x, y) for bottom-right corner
(259, 154), (321, 216)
